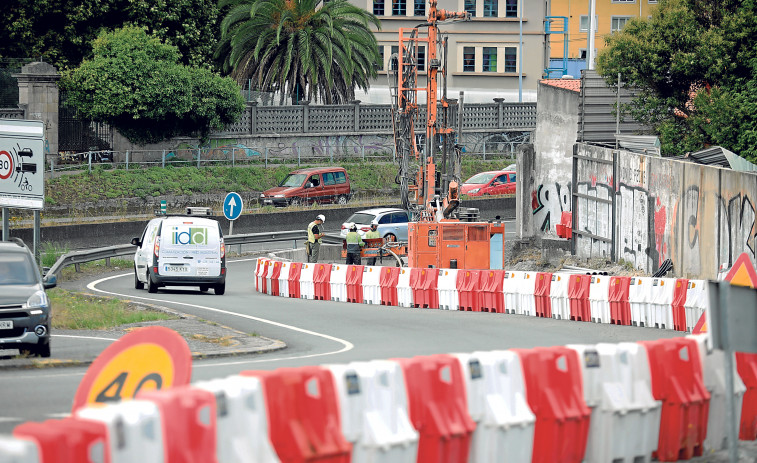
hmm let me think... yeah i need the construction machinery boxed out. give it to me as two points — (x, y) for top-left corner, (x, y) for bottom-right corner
(388, 0), (507, 270)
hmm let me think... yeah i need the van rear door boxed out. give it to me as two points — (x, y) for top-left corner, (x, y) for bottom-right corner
(158, 219), (221, 277)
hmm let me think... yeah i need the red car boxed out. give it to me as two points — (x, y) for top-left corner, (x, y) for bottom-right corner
(461, 170), (516, 196)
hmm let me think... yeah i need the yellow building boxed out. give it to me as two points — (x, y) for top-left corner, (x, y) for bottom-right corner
(549, 0), (659, 60)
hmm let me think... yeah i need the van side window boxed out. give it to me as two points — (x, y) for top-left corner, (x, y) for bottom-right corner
(323, 172), (336, 185)
(335, 171), (347, 184)
(309, 175), (320, 187)
(509, 173), (516, 182)
(391, 212), (409, 223)
(378, 214), (392, 224)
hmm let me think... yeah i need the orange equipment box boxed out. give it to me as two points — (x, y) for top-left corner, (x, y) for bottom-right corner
(408, 221), (505, 270)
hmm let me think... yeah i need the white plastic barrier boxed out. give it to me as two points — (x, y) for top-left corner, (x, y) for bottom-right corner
(193, 375), (280, 463)
(299, 263), (315, 300)
(628, 277), (652, 327)
(567, 343), (661, 463)
(647, 278), (675, 329)
(549, 273), (571, 320)
(277, 262), (291, 298)
(264, 260), (277, 295)
(686, 334), (746, 454)
(588, 275), (611, 324)
(255, 258), (269, 292)
(453, 351), (535, 463)
(0, 435), (39, 463)
(396, 268), (413, 308)
(437, 268), (459, 311)
(684, 280), (707, 332)
(325, 360), (419, 463)
(517, 272), (538, 317)
(502, 271), (525, 315)
(362, 266), (382, 305)
(330, 264), (349, 303)
(76, 400), (164, 463)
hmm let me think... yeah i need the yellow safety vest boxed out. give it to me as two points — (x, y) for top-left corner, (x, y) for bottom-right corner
(307, 221), (322, 243)
(365, 230), (381, 239)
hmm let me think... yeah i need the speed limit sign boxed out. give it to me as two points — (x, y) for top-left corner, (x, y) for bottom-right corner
(0, 150), (12, 180)
(0, 120), (45, 209)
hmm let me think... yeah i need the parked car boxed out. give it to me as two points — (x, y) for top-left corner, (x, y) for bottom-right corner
(460, 170), (516, 196)
(260, 167), (352, 207)
(132, 210), (226, 294)
(340, 208), (410, 242)
(0, 238), (57, 357)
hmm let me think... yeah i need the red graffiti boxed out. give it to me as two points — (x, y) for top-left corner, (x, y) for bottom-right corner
(654, 198), (668, 266)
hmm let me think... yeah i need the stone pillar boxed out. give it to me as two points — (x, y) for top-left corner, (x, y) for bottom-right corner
(13, 62), (60, 161)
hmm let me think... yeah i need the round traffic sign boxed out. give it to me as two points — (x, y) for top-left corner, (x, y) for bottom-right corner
(0, 151), (13, 180)
(71, 326), (192, 413)
(223, 192), (243, 221)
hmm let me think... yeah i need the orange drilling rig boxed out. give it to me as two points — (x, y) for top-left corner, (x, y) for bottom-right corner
(389, 0), (506, 270)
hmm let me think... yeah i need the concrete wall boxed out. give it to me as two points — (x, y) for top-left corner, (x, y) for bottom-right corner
(573, 144), (757, 279)
(13, 62), (60, 158)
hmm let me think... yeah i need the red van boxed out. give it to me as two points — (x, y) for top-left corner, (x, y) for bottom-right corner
(260, 167), (352, 206)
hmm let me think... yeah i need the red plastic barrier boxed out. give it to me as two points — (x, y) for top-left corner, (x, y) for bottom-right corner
(534, 272), (553, 318)
(608, 276), (632, 326)
(456, 270), (482, 312)
(242, 367), (351, 462)
(671, 279), (688, 332)
(393, 355), (475, 463)
(513, 346), (591, 463)
(138, 386), (218, 463)
(288, 262), (303, 299)
(737, 352), (757, 440)
(639, 338), (710, 461)
(411, 268), (439, 309)
(568, 274), (591, 322)
(380, 267), (400, 306)
(15, 417), (110, 463)
(260, 259), (270, 294)
(480, 270), (505, 313)
(345, 265), (364, 303)
(269, 261), (283, 297)
(313, 263), (332, 301)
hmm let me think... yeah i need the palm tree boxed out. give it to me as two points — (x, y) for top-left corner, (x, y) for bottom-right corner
(217, 0), (382, 104)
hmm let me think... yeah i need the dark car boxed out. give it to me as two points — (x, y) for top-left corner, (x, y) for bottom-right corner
(260, 167), (352, 206)
(0, 239), (57, 357)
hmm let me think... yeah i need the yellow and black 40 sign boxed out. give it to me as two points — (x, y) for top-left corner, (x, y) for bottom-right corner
(72, 326), (192, 413)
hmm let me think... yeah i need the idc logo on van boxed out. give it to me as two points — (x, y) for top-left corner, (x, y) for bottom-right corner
(171, 227), (208, 245)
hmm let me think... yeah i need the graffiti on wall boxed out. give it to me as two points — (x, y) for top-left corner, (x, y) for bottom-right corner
(532, 182), (571, 232)
(308, 134), (394, 158)
(466, 131), (531, 156)
(575, 181), (613, 257)
(169, 140), (261, 161)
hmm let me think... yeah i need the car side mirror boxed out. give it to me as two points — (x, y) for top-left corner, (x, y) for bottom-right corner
(131, 237), (142, 246)
(43, 273), (57, 289)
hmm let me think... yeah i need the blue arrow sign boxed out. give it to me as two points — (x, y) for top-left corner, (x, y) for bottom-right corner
(223, 192), (243, 221)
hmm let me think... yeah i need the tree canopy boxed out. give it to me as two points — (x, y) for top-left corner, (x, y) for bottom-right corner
(596, 0), (757, 162)
(217, 0), (382, 104)
(0, 0), (221, 70)
(61, 27), (245, 145)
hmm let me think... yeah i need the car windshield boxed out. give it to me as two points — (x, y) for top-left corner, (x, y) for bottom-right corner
(347, 213), (376, 225)
(0, 254), (38, 285)
(465, 173), (497, 184)
(279, 174), (307, 187)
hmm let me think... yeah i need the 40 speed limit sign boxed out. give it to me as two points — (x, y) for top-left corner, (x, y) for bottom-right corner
(0, 120), (45, 209)
(71, 326), (192, 413)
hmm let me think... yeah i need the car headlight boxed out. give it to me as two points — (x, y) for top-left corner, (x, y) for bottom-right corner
(260, 193), (265, 198)
(274, 194), (285, 198)
(27, 290), (49, 309)
(469, 188), (480, 194)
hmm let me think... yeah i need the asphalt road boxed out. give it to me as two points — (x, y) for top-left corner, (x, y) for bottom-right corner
(0, 257), (680, 433)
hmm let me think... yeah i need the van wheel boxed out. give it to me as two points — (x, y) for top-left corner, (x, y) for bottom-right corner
(147, 271), (158, 293)
(337, 195), (348, 205)
(134, 266), (144, 290)
(289, 197), (302, 206)
(21, 341), (50, 358)
(214, 283), (226, 295)
(385, 233), (397, 242)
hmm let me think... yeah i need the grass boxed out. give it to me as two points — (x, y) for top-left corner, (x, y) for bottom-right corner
(49, 288), (177, 330)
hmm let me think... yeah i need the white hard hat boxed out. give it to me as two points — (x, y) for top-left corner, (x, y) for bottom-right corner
(316, 214), (325, 222)
(349, 223), (358, 230)
(370, 220), (378, 227)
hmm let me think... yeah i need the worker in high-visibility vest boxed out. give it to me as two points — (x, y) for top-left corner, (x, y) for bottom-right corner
(345, 223), (365, 265)
(365, 221), (382, 265)
(306, 214), (325, 263)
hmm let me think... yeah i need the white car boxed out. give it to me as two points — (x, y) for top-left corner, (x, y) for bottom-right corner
(339, 208), (410, 242)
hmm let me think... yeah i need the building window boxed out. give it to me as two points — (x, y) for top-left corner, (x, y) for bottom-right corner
(579, 48), (587, 59)
(378, 46), (384, 71)
(612, 0), (635, 2)
(417, 46), (426, 71)
(648, 0), (657, 3)
(464, 0), (476, 16)
(505, 0), (517, 17)
(482, 47), (497, 72)
(373, 0), (385, 15)
(463, 46), (475, 72)
(390, 45), (399, 70)
(504, 47), (516, 72)
(579, 15), (598, 32)
(483, 0), (497, 17)
(414, 0), (425, 16)
(392, 0), (406, 16)
(611, 16), (632, 33)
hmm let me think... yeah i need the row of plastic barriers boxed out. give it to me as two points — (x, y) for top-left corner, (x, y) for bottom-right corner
(254, 259), (708, 332)
(4, 335), (757, 462)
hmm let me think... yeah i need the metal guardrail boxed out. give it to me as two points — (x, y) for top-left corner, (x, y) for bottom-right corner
(47, 230), (344, 277)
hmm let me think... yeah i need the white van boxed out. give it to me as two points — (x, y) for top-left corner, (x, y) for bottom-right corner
(131, 215), (226, 294)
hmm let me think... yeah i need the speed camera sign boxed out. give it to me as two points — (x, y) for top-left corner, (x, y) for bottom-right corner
(0, 120), (45, 210)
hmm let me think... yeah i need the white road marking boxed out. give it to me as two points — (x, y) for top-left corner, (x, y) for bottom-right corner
(86, 266), (354, 366)
(52, 334), (117, 342)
